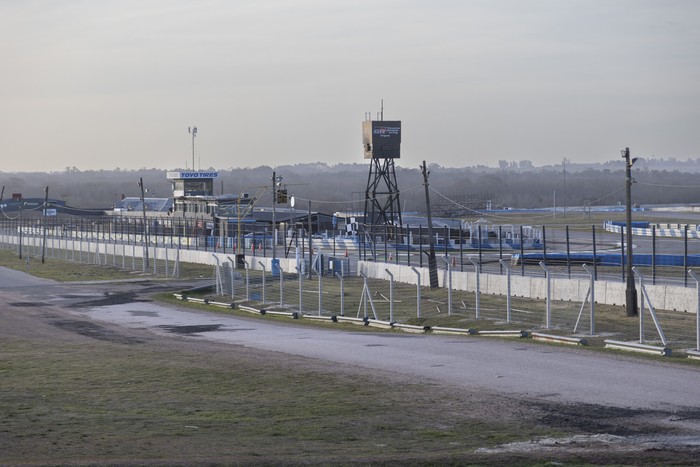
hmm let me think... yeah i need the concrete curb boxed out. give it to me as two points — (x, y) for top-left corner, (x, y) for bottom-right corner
(261, 309), (297, 318)
(392, 323), (430, 334)
(474, 330), (528, 338)
(531, 332), (588, 346)
(237, 305), (260, 314)
(431, 326), (474, 336)
(336, 316), (369, 326)
(366, 319), (393, 329)
(604, 339), (671, 356)
(302, 314), (335, 323)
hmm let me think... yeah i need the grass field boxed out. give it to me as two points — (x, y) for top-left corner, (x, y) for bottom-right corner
(3, 244), (700, 464)
(1, 300), (564, 465)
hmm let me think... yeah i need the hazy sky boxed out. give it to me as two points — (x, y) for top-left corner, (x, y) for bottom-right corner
(2, 0), (699, 172)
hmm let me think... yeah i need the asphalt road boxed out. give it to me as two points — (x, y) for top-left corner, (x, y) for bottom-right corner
(2, 267), (699, 415)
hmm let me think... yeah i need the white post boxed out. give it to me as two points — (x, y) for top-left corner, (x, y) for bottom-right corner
(385, 268), (394, 323)
(227, 256), (236, 298)
(633, 267), (667, 346)
(469, 257), (481, 319)
(212, 254), (222, 295)
(317, 265), (322, 316)
(336, 272), (344, 317)
(243, 259), (250, 301)
(689, 269), (700, 351)
(279, 260), (284, 306)
(411, 267), (421, 318)
(258, 261), (266, 303)
(582, 264), (595, 335)
(539, 261), (551, 329)
(499, 259), (512, 323)
(296, 266), (303, 315)
(442, 256), (452, 315)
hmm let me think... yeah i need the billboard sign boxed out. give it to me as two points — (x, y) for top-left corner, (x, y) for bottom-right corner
(166, 171), (219, 180)
(362, 120), (401, 159)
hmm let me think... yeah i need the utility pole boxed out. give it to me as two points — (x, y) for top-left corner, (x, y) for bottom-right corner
(420, 161), (439, 289)
(622, 147), (638, 316)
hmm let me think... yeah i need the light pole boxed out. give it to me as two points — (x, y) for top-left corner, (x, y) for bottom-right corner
(622, 147), (638, 317)
(188, 126), (197, 170)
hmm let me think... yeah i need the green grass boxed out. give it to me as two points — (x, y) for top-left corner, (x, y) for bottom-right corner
(0, 247), (214, 281)
(3, 241), (700, 464)
(0, 329), (554, 465)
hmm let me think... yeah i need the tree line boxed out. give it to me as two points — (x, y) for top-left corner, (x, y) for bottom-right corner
(1, 160), (699, 214)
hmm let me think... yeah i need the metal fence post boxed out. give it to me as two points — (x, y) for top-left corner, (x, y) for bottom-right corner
(227, 256), (236, 298)
(243, 259), (250, 301)
(212, 254), (222, 295)
(499, 259), (512, 323)
(296, 266), (303, 315)
(519, 225), (525, 276)
(684, 225), (689, 287)
(411, 267), (421, 318)
(688, 269), (700, 351)
(582, 264), (596, 335)
(317, 266), (322, 316)
(539, 261), (551, 329)
(280, 261), (284, 306)
(336, 272), (344, 317)
(442, 256), (452, 315)
(258, 261), (266, 303)
(633, 267), (668, 346)
(469, 257), (480, 319)
(385, 268), (394, 323)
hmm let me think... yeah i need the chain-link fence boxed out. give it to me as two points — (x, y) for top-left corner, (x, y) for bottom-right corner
(208, 257), (700, 354)
(2, 215), (699, 353)
(0, 224), (181, 277)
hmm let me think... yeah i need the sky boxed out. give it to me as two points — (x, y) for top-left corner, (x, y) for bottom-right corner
(1, 0), (699, 172)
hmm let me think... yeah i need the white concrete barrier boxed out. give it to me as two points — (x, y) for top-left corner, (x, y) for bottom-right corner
(531, 332), (587, 346)
(357, 260), (697, 313)
(604, 339), (671, 356)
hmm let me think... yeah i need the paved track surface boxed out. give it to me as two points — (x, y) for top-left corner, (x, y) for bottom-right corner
(2, 267), (699, 414)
